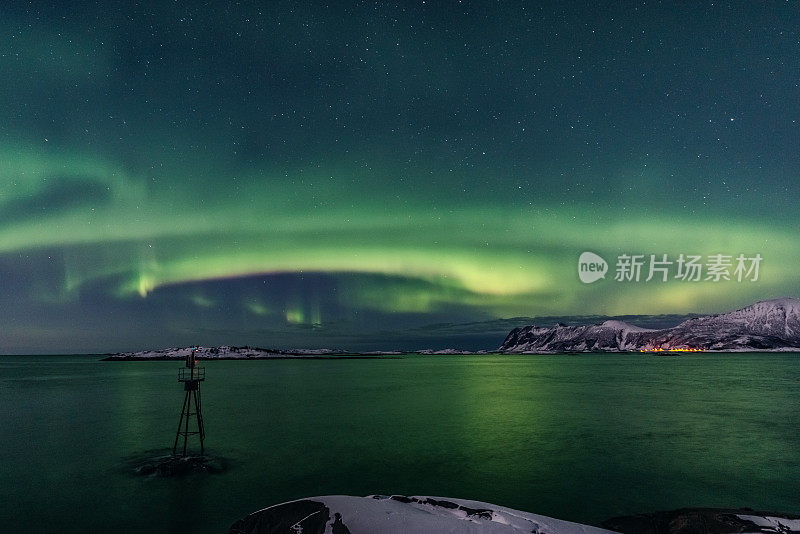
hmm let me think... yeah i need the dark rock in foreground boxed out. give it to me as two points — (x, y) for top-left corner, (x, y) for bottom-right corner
(230, 499), (333, 534)
(500, 298), (800, 353)
(603, 507), (800, 533)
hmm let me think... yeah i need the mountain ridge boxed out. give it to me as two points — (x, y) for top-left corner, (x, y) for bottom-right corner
(500, 298), (800, 353)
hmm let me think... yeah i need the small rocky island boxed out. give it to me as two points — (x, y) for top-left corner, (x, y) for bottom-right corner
(500, 297), (800, 353)
(102, 345), (365, 360)
(102, 346), (486, 360)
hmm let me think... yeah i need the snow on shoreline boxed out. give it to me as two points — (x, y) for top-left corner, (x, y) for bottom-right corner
(102, 345), (348, 360)
(103, 345), (492, 360)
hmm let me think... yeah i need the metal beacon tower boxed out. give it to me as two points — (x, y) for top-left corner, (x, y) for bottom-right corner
(173, 347), (206, 457)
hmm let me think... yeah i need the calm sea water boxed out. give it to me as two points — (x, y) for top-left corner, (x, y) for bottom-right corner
(1, 353), (799, 533)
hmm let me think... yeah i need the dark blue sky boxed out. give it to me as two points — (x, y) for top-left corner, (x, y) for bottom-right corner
(1, 1), (798, 353)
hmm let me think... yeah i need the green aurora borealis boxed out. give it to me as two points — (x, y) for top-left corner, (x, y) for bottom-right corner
(2, 2), (799, 352)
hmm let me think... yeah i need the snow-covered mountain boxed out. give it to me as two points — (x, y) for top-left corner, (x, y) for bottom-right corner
(500, 298), (800, 353)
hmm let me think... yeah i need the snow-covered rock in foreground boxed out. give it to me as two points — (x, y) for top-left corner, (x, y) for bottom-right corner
(228, 495), (613, 534)
(500, 297), (800, 353)
(229, 496), (800, 534)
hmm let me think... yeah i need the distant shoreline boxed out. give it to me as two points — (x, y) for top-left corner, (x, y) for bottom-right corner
(100, 354), (401, 361)
(99, 349), (800, 361)
(99, 346), (491, 360)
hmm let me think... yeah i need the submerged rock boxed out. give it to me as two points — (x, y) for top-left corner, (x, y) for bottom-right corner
(129, 453), (229, 477)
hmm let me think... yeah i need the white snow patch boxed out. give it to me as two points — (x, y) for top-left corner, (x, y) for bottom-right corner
(256, 495), (615, 534)
(737, 514), (800, 531)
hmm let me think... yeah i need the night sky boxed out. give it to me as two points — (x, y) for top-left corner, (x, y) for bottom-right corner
(2, 2), (799, 353)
